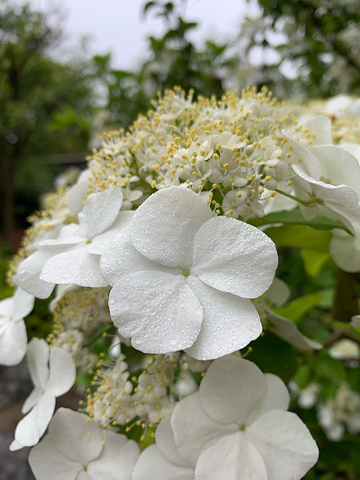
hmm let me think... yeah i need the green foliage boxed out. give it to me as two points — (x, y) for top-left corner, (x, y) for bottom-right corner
(244, 0), (360, 97)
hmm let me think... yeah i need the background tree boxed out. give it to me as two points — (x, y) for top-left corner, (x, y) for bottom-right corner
(0, 0), (93, 250)
(237, 0), (360, 97)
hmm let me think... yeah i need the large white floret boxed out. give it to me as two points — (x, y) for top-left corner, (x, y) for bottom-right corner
(101, 186), (278, 360)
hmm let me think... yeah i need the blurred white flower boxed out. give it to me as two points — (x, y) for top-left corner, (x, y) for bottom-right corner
(10, 338), (76, 450)
(0, 287), (34, 366)
(29, 408), (140, 480)
(134, 355), (319, 479)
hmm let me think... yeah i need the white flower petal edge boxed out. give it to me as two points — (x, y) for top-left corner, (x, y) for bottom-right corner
(10, 338), (76, 450)
(29, 408), (140, 480)
(0, 288), (34, 366)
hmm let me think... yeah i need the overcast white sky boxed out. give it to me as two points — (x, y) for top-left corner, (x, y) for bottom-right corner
(26, 0), (260, 69)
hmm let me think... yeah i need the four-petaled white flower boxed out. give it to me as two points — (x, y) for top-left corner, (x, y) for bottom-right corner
(133, 355), (319, 480)
(0, 287), (34, 366)
(29, 408), (140, 480)
(10, 338), (76, 450)
(17, 187), (133, 298)
(100, 186), (278, 360)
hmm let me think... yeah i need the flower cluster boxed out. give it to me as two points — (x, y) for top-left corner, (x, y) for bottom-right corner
(3, 88), (360, 479)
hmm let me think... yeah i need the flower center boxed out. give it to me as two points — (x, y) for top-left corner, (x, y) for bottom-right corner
(182, 269), (190, 277)
(239, 424), (246, 431)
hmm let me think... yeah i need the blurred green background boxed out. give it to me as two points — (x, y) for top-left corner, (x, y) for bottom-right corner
(1, 1), (360, 478)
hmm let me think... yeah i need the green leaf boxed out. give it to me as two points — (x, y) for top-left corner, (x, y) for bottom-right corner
(245, 332), (297, 382)
(272, 293), (324, 322)
(301, 249), (330, 277)
(265, 224), (331, 252)
(249, 208), (351, 233)
(315, 352), (346, 383)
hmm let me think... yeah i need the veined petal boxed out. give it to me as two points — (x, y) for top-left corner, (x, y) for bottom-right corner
(185, 278), (262, 360)
(192, 216), (278, 298)
(131, 186), (214, 268)
(199, 356), (266, 426)
(109, 271), (203, 353)
(132, 445), (195, 480)
(41, 249), (107, 287)
(246, 410), (319, 480)
(172, 393), (236, 467)
(195, 432), (268, 480)
(27, 338), (50, 388)
(78, 187), (123, 238)
(14, 391), (56, 447)
(47, 347), (76, 397)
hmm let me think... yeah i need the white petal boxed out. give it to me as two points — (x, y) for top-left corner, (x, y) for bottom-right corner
(27, 338), (50, 388)
(267, 313), (322, 350)
(14, 391), (56, 447)
(131, 186), (214, 268)
(195, 432), (268, 480)
(283, 133), (322, 180)
(109, 271), (203, 353)
(100, 234), (171, 286)
(199, 356), (266, 426)
(304, 116), (333, 145)
(66, 169), (92, 213)
(41, 249), (107, 287)
(132, 445), (195, 480)
(29, 436), (82, 480)
(0, 296), (14, 318)
(246, 374), (290, 425)
(47, 347), (76, 396)
(87, 211), (134, 254)
(17, 250), (56, 299)
(330, 232), (360, 273)
(22, 387), (43, 414)
(50, 409), (103, 466)
(185, 278), (262, 360)
(0, 318), (27, 366)
(87, 430), (140, 480)
(246, 410), (319, 480)
(12, 287), (35, 320)
(311, 145), (360, 196)
(78, 187), (123, 238)
(172, 393), (236, 467)
(192, 216), (278, 298)
(265, 278), (290, 306)
(156, 414), (189, 467)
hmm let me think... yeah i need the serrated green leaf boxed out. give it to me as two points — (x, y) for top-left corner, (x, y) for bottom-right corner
(246, 332), (297, 382)
(301, 249), (330, 277)
(272, 293), (324, 322)
(265, 224), (331, 252)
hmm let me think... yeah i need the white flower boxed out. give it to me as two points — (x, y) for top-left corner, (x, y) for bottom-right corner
(0, 287), (34, 366)
(134, 355), (319, 480)
(100, 186), (278, 360)
(10, 338), (76, 450)
(17, 187), (133, 297)
(29, 408), (140, 480)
